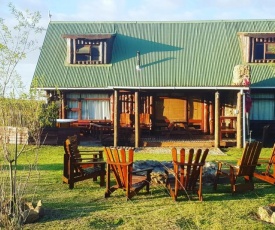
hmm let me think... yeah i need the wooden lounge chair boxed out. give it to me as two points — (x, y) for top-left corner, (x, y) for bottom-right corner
(254, 144), (275, 185)
(165, 147), (209, 201)
(213, 141), (263, 194)
(63, 135), (106, 189)
(104, 147), (153, 200)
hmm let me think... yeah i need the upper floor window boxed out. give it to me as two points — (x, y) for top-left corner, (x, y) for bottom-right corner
(62, 34), (115, 65)
(238, 33), (275, 63)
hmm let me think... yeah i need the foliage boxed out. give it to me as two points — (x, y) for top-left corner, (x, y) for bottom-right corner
(18, 145), (275, 230)
(0, 2), (44, 229)
(39, 101), (59, 128)
(0, 2), (44, 97)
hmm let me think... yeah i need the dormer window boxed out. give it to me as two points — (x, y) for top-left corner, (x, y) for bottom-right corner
(254, 39), (275, 62)
(62, 34), (115, 65)
(238, 32), (275, 63)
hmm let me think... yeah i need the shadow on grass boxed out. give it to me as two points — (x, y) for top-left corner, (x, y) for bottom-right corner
(15, 163), (63, 171)
(202, 182), (275, 202)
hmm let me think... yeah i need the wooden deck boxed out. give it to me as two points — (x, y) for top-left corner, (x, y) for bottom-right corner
(141, 136), (236, 148)
(79, 133), (236, 148)
(38, 127), (236, 147)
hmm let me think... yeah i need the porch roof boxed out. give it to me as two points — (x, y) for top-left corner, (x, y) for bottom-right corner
(33, 20), (275, 90)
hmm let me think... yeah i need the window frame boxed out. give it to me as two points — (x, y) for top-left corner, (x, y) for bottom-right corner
(62, 34), (115, 65)
(66, 93), (111, 120)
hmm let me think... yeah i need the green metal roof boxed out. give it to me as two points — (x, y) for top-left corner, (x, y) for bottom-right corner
(33, 20), (275, 89)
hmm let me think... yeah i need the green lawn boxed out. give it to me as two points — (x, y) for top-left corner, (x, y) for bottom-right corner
(14, 145), (275, 229)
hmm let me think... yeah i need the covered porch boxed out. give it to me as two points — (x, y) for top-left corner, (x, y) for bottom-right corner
(109, 88), (246, 148)
(53, 87), (248, 148)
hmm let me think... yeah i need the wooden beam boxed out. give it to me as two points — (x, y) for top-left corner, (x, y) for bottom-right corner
(237, 92), (243, 148)
(135, 91), (140, 148)
(203, 100), (209, 134)
(209, 101), (214, 135)
(214, 92), (220, 148)
(62, 34), (115, 40)
(113, 90), (118, 147)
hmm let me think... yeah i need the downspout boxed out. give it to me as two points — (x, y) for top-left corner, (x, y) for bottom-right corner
(241, 89), (246, 147)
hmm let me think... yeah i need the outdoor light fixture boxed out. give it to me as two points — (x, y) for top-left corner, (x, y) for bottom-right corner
(136, 51), (141, 71)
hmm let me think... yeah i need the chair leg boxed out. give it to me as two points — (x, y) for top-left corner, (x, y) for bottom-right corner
(69, 182), (74, 189)
(100, 174), (105, 187)
(213, 172), (219, 190)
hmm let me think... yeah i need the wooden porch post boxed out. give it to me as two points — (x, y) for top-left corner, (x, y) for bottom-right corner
(203, 100), (209, 134)
(135, 91), (140, 148)
(61, 92), (65, 119)
(214, 91), (220, 148)
(113, 90), (119, 147)
(209, 101), (214, 135)
(236, 92), (243, 148)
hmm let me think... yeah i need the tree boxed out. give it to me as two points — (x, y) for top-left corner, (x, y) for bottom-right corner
(0, 2), (44, 98)
(0, 3), (48, 228)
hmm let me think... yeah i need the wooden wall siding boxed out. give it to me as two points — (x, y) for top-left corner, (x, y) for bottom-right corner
(155, 98), (187, 122)
(188, 98), (202, 121)
(0, 126), (29, 144)
(238, 34), (250, 63)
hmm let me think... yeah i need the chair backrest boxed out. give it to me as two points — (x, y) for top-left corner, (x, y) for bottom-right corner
(64, 135), (80, 158)
(104, 147), (134, 188)
(266, 144), (275, 173)
(237, 141), (263, 176)
(172, 147), (209, 190)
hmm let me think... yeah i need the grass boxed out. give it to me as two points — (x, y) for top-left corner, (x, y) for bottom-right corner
(10, 145), (275, 229)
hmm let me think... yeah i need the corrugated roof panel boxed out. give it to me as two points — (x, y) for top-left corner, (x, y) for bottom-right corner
(33, 20), (275, 89)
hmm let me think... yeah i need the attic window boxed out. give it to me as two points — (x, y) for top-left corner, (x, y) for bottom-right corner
(238, 33), (275, 63)
(254, 39), (275, 62)
(62, 34), (115, 65)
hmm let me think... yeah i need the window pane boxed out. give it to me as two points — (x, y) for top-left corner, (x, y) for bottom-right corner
(67, 111), (78, 119)
(91, 46), (100, 60)
(255, 43), (264, 59)
(81, 100), (110, 119)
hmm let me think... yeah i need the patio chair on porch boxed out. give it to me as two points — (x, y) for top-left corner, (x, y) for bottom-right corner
(254, 143), (275, 185)
(213, 141), (263, 194)
(104, 147), (153, 200)
(63, 135), (106, 189)
(165, 147), (209, 201)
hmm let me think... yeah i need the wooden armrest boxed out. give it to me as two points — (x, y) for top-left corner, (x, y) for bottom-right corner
(78, 151), (103, 155)
(73, 161), (105, 165)
(74, 157), (104, 161)
(257, 158), (270, 164)
(216, 161), (236, 169)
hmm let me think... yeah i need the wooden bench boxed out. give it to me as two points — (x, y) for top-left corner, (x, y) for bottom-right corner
(63, 135), (106, 189)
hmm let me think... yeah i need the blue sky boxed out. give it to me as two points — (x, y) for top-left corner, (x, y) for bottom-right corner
(1, 0), (275, 89)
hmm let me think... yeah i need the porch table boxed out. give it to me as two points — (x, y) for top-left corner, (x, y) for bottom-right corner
(168, 121), (193, 139)
(90, 123), (114, 141)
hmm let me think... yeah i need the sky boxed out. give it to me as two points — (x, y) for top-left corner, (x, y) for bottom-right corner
(1, 0), (275, 90)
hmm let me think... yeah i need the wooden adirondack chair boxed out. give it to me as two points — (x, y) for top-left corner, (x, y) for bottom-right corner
(254, 144), (275, 185)
(63, 135), (106, 189)
(213, 141), (263, 194)
(165, 147), (209, 201)
(104, 147), (153, 200)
